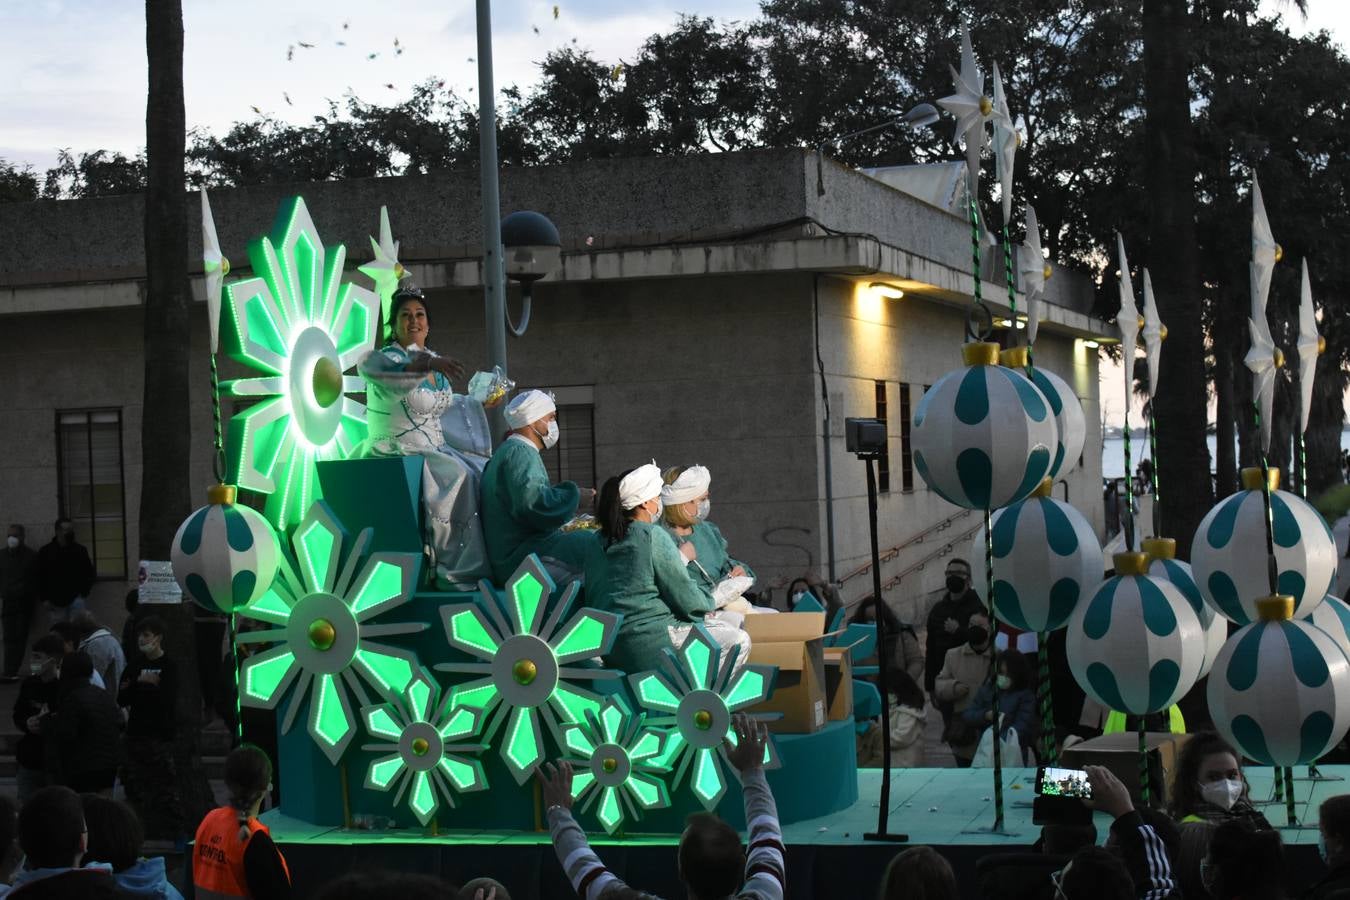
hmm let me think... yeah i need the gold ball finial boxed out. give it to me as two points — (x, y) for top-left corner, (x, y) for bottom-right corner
(312, 357), (343, 408)
(308, 618), (336, 651)
(1256, 594), (1294, 622)
(1319, 335), (1327, 355)
(411, 737), (430, 756)
(1043, 263), (1053, 281)
(512, 659), (538, 686)
(1275, 244), (1284, 263)
(221, 257), (231, 277)
(1016, 132), (1024, 148)
(693, 710), (713, 731)
(394, 262), (406, 279)
(962, 342), (1002, 367)
(1137, 314), (1146, 331)
(1159, 324), (1169, 341)
(1141, 537), (1177, 562)
(206, 483), (238, 506)
(979, 96), (993, 117)
(601, 757), (618, 773)
(1273, 348), (1286, 369)
(1240, 467), (1281, 492)
(1113, 552), (1150, 577)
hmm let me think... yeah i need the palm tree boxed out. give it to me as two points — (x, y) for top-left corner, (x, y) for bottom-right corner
(143, 0), (212, 833)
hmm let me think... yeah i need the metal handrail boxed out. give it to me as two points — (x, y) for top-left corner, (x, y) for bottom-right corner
(838, 508), (976, 586)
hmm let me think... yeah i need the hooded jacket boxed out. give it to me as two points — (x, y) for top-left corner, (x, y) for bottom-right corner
(111, 858), (184, 900)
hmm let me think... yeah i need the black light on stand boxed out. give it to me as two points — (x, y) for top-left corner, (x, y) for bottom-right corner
(846, 416), (910, 844)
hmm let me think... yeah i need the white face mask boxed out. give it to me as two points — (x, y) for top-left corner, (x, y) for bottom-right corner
(696, 499), (710, 521)
(537, 420), (559, 450)
(5, 536), (17, 549)
(1199, 778), (1244, 811)
(649, 499), (663, 522)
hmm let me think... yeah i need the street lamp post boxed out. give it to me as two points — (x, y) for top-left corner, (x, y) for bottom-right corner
(476, 0), (508, 378)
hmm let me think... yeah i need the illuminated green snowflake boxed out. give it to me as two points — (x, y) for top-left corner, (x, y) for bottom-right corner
(221, 195), (380, 530)
(628, 625), (778, 809)
(237, 501), (425, 764)
(361, 671), (488, 826)
(437, 556), (621, 785)
(560, 694), (671, 834)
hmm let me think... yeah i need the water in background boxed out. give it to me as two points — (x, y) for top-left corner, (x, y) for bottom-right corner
(1102, 431), (1350, 479)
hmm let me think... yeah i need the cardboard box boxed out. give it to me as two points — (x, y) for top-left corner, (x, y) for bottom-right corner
(744, 612), (828, 734)
(823, 640), (865, 723)
(1061, 731), (1193, 802)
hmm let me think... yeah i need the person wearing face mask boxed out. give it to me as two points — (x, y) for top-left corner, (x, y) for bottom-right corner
(12, 634), (64, 803)
(934, 611), (995, 766)
(118, 617), (183, 840)
(585, 464), (750, 674)
(358, 285), (495, 588)
(923, 559), (984, 701)
(1168, 731), (1273, 830)
(35, 518), (94, 626)
(480, 389), (598, 586)
(0, 524), (39, 682)
(1302, 795), (1350, 898)
(957, 649), (1037, 765)
(660, 466), (757, 608)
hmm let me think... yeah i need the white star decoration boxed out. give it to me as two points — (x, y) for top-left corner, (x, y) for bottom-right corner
(991, 63), (1017, 224)
(1141, 269), (1164, 399)
(1251, 174), (1280, 318)
(358, 205), (407, 325)
(1244, 261), (1278, 454)
(1019, 205), (1046, 345)
(937, 21), (997, 201)
(1116, 232), (1140, 410)
(201, 189), (228, 354)
(1297, 259), (1320, 436)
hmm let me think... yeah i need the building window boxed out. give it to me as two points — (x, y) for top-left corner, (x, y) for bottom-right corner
(899, 383), (915, 492)
(56, 409), (127, 579)
(540, 386), (597, 496)
(874, 380), (890, 493)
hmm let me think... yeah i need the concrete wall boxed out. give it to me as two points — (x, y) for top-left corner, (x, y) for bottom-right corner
(810, 275), (1103, 623)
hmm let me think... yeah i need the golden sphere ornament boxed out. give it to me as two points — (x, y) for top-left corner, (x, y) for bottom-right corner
(512, 659), (538, 685)
(312, 357), (343, 409)
(979, 96), (993, 116)
(308, 618), (336, 651)
(693, 710), (713, 731)
(601, 757), (618, 773)
(411, 737), (430, 756)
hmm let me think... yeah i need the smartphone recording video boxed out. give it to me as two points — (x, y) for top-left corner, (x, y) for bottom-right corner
(1036, 766), (1092, 800)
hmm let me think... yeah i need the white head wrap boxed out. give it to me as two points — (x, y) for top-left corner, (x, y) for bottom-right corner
(619, 462), (663, 510)
(503, 389), (556, 429)
(660, 465), (711, 505)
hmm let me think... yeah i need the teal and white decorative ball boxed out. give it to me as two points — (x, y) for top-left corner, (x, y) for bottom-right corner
(973, 490), (1104, 632)
(1305, 594), (1350, 659)
(1027, 367), (1087, 479)
(1207, 614), (1350, 766)
(171, 486), (280, 614)
(1147, 552), (1227, 679)
(1191, 471), (1338, 625)
(1065, 554), (1204, 715)
(912, 344), (1057, 510)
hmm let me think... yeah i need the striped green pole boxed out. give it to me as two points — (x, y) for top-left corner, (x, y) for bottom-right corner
(1138, 720), (1150, 806)
(984, 507), (1004, 831)
(209, 353), (243, 747)
(1037, 638), (1056, 764)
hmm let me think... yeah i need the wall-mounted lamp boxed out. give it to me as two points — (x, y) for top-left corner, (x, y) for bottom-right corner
(869, 281), (905, 301)
(1082, 340), (1101, 349)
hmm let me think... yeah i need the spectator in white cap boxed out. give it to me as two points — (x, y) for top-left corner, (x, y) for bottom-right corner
(584, 463), (751, 673)
(660, 465), (757, 604)
(479, 389), (597, 584)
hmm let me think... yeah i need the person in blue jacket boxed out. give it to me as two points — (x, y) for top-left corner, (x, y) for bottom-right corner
(961, 648), (1038, 764)
(80, 795), (183, 900)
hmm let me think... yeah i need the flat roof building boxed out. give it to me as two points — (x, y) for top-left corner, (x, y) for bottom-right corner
(0, 148), (1109, 621)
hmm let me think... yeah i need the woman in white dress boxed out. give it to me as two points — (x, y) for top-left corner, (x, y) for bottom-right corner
(358, 286), (493, 587)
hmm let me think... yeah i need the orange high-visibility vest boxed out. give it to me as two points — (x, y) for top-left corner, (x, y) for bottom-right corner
(192, 807), (291, 900)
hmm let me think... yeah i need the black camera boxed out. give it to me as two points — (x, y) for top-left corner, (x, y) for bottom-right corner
(845, 417), (887, 458)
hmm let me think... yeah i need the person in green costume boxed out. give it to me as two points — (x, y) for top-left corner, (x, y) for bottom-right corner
(479, 389), (597, 585)
(585, 463), (751, 674)
(659, 465), (758, 607)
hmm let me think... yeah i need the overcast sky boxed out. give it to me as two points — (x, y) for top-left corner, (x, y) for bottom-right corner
(4, 0), (1343, 427)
